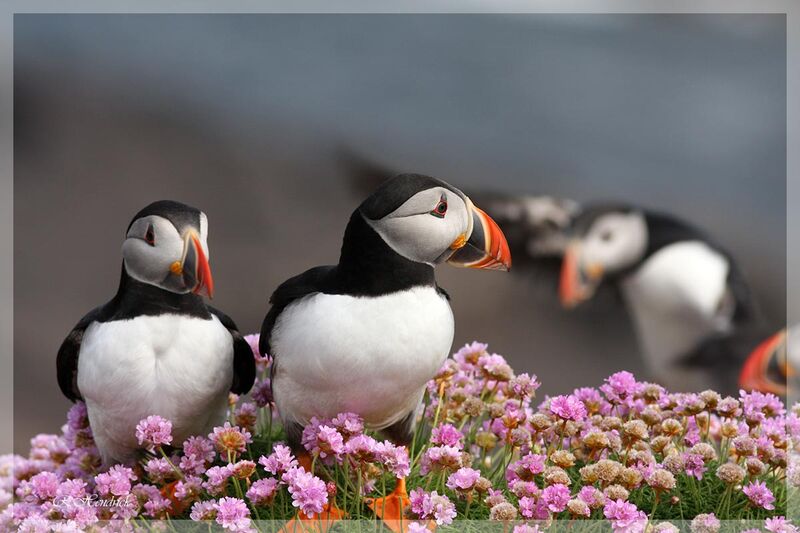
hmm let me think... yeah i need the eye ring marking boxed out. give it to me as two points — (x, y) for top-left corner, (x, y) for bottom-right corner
(430, 197), (448, 218)
(144, 224), (156, 246)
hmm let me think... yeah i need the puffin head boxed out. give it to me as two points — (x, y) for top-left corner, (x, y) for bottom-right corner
(559, 205), (647, 307)
(122, 200), (214, 297)
(359, 174), (512, 271)
(486, 195), (580, 259)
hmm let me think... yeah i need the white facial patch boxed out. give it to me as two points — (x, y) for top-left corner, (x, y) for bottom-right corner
(122, 215), (184, 286)
(581, 211), (648, 273)
(366, 187), (471, 264)
(199, 212), (210, 260)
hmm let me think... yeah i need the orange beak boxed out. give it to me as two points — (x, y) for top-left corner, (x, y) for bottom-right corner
(559, 242), (601, 308)
(447, 203), (512, 271)
(739, 330), (787, 395)
(180, 232), (214, 298)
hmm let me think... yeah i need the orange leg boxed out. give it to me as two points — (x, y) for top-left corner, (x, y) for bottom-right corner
(282, 451), (347, 533)
(366, 478), (433, 533)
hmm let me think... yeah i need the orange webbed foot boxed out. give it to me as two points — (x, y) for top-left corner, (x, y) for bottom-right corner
(282, 504), (347, 533)
(366, 478), (433, 533)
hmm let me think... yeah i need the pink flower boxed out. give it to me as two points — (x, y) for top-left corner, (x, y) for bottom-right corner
(518, 496), (548, 520)
(542, 483), (570, 513)
(246, 478), (279, 506)
(180, 436), (216, 475)
(331, 412), (365, 438)
(453, 341), (488, 368)
(344, 434), (378, 463)
(509, 373), (541, 398)
(234, 403), (258, 432)
(549, 395), (587, 421)
(251, 378), (273, 407)
(204, 465), (234, 496)
(284, 467), (328, 518)
(514, 525), (545, 533)
(578, 485), (605, 508)
(431, 424), (464, 448)
(691, 513), (721, 533)
(144, 457), (174, 483)
(190, 500), (218, 521)
(55, 479), (87, 499)
(743, 481), (776, 510)
(134, 483), (172, 518)
(259, 444), (298, 477)
(604, 499), (647, 533)
(683, 452), (706, 480)
(28, 472), (59, 501)
(95, 465), (137, 497)
(174, 476), (203, 502)
(419, 445), (462, 475)
(574, 387), (611, 415)
(302, 419), (345, 459)
(209, 423), (252, 459)
(506, 453), (546, 483)
(244, 333), (270, 370)
(446, 467), (480, 492)
(135, 415), (173, 451)
(409, 488), (456, 525)
(601, 371), (640, 402)
(216, 496), (253, 532)
(765, 517), (799, 533)
(374, 441), (411, 478)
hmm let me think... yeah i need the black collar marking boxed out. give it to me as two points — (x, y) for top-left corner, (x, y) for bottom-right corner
(93, 265), (212, 322)
(336, 210), (437, 295)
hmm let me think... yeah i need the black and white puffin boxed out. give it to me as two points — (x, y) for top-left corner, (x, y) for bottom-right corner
(56, 200), (256, 466)
(260, 174), (511, 525)
(558, 204), (762, 393)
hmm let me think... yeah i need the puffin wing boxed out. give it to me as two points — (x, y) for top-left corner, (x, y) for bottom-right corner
(207, 306), (256, 395)
(259, 265), (336, 362)
(56, 307), (103, 402)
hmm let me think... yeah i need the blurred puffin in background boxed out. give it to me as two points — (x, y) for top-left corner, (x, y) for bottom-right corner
(558, 204), (765, 393)
(261, 174), (511, 528)
(739, 325), (798, 397)
(56, 200), (256, 466)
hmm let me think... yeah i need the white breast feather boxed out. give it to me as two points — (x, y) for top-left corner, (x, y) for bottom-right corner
(77, 314), (234, 465)
(620, 241), (731, 388)
(271, 286), (454, 430)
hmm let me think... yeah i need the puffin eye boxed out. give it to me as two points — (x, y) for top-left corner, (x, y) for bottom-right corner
(144, 224), (155, 246)
(600, 229), (613, 242)
(430, 198), (448, 219)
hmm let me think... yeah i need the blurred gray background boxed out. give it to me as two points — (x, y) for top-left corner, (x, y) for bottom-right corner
(14, 14), (786, 452)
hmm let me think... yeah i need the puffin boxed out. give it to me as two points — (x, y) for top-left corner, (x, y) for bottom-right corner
(558, 204), (763, 393)
(260, 173), (511, 526)
(56, 200), (256, 466)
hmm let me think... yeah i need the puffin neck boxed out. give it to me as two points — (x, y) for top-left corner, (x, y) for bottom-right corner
(110, 264), (211, 320)
(336, 210), (436, 296)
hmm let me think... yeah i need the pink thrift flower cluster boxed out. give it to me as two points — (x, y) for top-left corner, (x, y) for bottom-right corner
(1, 336), (797, 531)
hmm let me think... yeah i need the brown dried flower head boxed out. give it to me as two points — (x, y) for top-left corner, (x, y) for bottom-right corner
(715, 462), (745, 485)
